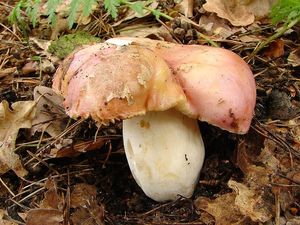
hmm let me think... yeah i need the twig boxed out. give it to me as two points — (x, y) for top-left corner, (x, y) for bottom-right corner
(0, 22), (22, 41)
(140, 197), (184, 217)
(8, 198), (30, 210)
(26, 150), (59, 175)
(275, 192), (280, 225)
(102, 141), (112, 168)
(16, 187), (45, 204)
(0, 178), (15, 197)
(252, 121), (300, 158)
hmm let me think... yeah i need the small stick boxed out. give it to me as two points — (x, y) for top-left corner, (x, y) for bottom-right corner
(0, 178), (15, 197)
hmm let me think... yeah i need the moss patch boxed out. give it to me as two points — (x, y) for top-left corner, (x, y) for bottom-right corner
(48, 32), (100, 59)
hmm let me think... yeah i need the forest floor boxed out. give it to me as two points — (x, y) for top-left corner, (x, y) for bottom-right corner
(0, 0), (300, 224)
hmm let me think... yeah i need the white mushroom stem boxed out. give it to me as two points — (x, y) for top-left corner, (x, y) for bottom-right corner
(122, 109), (205, 202)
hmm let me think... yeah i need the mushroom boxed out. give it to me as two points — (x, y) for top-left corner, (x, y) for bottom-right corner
(106, 37), (256, 134)
(52, 38), (256, 202)
(52, 42), (205, 202)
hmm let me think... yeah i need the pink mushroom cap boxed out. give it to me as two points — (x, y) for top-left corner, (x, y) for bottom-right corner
(52, 42), (187, 124)
(107, 37), (257, 134)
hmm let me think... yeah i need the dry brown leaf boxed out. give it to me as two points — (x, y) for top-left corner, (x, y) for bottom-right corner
(29, 38), (60, 66)
(195, 193), (252, 225)
(0, 67), (17, 78)
(258, 140), (284, 172)
(31, 86), (66, 137)
(119, 25), (173, 41)
(286, 217), (300, 225)
(203, 0), (276, 26)
(25, 178), (65, 225)
(235, 137), (277, 222)
(40, 60), (56, 74)
(112, 1), (158, 27)
(70, 183), (97, 208)
(70, 204), (104, 225)
(199, 14), (245, 39)
(263, 39), (285, 58)
(41, 188), (62, 209)
(0, 100), (36, 177)
(288, 48), (300, 67)
(26, 209), (63, 225)
(40, 178), (63, 210)
(239, 35), (262, 43)
(0, 209), (18, 225)
(228, 180), (274, 222)
(235, 133), (300, 223)
(70, 183), (104, 225)
(49, 136), (108, 158)
(30, 38), (52, 52)
(177, 0), (194, 17)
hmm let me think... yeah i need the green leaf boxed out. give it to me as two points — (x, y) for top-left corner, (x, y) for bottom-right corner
(270, 0), (300, 24)
(129, 2), (144, 16)
(27, 0), (42, 27)
(9, 0), (25, 24)
(67, 0), (82, 28)
(31, 55), (41, 61)
(46, 0), (61, 25)
(82, 0), (98, 16)
(104, 0), (121, 18)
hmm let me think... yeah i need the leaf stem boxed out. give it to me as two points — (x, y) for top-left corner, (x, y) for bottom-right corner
(247, 17), (300, 61)
(196, 31), (218, 47)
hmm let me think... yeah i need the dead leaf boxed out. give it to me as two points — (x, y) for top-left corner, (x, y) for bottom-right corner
(199, 14), (245, 39)
(239, 35), (262, 43)
(203, 0), (276, 26)
(288, 48), (300, 67)
(29, 38), (60, 66)
(25, 178), (65, 225)
(235, 132), (300, 223)
(112, 1), (159, 27)
(119, 25), (172, 41)
(49, 136), (108, 158)
(263, 39), (285, 58)
(0, 209), (18, 225)
(26, 209), (63, 225)
(70, 183), (105, 225)
(0, 67), (17, 78)
(195, 193), (253, 225)
(31, 86), (67, 137)
(40, 60), (55, 74)
(70, 205), (104, 225)
(177, 0), (194, 17)
(286, 217), (300, 225)
(30, 38), (52, 52)
(228, 180), (274, 222)
(70, 183), (97, 208)
(41, 188), (62, 209)
(40, 178), (63, 210)
(0, 100), (36, 177)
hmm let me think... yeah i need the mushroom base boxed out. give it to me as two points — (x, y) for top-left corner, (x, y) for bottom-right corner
(123, 109), (205, 202)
